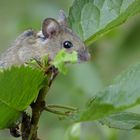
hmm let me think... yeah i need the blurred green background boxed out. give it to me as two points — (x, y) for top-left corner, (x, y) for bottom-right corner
(0, 0), (140, 140)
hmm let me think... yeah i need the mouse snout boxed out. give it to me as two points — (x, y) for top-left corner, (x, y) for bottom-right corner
(77, 48), (90, 62)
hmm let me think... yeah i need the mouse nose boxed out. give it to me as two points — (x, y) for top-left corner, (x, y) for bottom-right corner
(77, 48), (91, 62)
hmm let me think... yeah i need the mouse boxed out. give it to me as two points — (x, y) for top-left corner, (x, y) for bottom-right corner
(0, 10), (90, 68)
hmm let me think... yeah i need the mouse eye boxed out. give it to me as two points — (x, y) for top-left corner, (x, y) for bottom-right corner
(63, 41), (73, 49)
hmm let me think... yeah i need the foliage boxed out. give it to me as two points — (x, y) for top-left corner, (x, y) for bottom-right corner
(67, 0), (140, 131)
(70, 62), (140, 130)
(68, 0), (140, 45)
(52, 50), (78, 74)
(0, 66), (45, 129)
(100, 112), (140, 130)
(0, 0), (140, 139)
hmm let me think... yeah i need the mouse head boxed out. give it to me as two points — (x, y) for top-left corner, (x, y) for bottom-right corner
(39, 10), (90, 62)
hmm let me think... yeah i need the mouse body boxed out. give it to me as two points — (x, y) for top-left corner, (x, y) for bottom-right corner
(0, 10), (90, 68)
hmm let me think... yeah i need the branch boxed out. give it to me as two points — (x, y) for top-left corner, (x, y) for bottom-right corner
(45, 105), (78, 115)
(20, 65), (58, 140)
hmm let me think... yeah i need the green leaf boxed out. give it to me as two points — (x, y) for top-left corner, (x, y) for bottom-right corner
(71, 62), (140, 122)
(68, 0), (140, 45)
(100, 112), (140, 130)
(0, 66), (45, 129)
(51, 49), (78, 74)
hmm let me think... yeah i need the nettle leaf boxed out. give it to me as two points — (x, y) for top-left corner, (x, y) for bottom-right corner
(68, 0), (140, 45)
(0, 66), (45, 129)
(51, 49), (78, 74)
(72, 62), (140, 122)
(100, 112), (140, 130)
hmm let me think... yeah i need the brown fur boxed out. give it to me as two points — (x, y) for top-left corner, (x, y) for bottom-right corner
(0, 11), (90, 68)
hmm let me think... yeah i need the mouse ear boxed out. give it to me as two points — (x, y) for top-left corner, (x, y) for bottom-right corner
(42, 18), (60, 38)
(58, 10), (67, 26)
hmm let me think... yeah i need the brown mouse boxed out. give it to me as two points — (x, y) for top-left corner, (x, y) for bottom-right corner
(0, 10), (90, 68)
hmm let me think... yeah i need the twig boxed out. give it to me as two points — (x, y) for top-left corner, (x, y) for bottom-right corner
(21, 65), (58, 140)
(44, 104), (78, 116)
(44, 106), (68, 116)
(47, 104), (78, 111)
(28, 86), (48, 140)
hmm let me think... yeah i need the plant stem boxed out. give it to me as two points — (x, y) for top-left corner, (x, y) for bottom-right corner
(21, 66), (58, 140)
(44, 106), (68, 116)
(28, 85), (48, 140)
(47, 104), (78, 111)
(44, 104), (78, 117)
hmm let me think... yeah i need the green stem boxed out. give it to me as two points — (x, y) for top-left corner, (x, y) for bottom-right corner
(47, 104), (78, 111)
(44, 106), (68, 116)
(44, 104), (78, 116)
(28, 84), (48, 140)
(27, 66), (58, 140)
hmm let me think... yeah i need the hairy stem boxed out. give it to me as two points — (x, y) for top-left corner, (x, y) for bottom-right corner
(21, 66), (58, 140)
(44, 104), (78, 118)
(29, 86), (48, 140)
(44, 106), (68, 116)
(47, 104), (78, 111)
